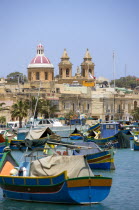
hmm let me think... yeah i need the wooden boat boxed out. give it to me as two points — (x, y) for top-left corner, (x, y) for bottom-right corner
(72, 142), (115, 170)
(69, 128), (84, 140)
(53, 141), (115, 170)
(0, 133), (9, 153)
(133, 136), (139, 150)
(13, 134), (115, 171)
(9, 127), (60, 150)
(0, 150), (112, 204)
(88, 123), (100, 132)
(85, 130), (130, 148)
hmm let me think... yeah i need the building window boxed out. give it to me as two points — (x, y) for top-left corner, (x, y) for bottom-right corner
(65, 103), (70, 109)
(134, 101), (137, 109)
(66, 69), (69, 77)
(73, 103), (75, 111)
(36, 72), (40, 80)
(128, 104), (131, 112)
(89, 69), (92, 74)
(82, 69), (85, 77)
(45, 72), (48, 80)
(87, 104), (89, 110)
(56, 88), (60, 93)
(60, 68), (62, 76)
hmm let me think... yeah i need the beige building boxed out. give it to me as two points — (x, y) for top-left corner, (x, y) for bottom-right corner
(28, 44), (54, 82)
(0, 44), (139, 123)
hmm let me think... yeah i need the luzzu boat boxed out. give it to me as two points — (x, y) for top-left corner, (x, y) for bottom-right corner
(86, 122), (131, 148)
(133, 136), (139, 150)
(0, 133), (9, 153)
(69, 128), (84, 140)
(72, 142), (115, 170)
(44, 141), (115, 170)
(0, 150), (112, 204)
(86, 131), (130, 148)
(9, 127), (61, 150)
(88, 123), (100, 132)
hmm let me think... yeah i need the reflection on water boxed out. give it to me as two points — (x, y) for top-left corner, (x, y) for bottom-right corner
(1, 133), (139, 210)
(0, 199), (113, 210)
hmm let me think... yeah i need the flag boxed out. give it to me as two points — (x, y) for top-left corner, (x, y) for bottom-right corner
(89, 72), (95, 79)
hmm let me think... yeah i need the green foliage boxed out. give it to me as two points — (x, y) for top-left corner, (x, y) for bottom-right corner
(131, 107), (139, 121)
(11, 100), (29, 127)
(6, 72), (27, 83)
(26, 96), (58, 119)
(0, 116), (6, 124)
(0, 103), (9, 111)
(64, 110), (78, 120)
(111, 75), (139, 89)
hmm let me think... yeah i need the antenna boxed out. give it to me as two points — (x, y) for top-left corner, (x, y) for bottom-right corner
(125, 64), (127, 87)
(113, 50), (115, 89)
(113, 51), (115, 121)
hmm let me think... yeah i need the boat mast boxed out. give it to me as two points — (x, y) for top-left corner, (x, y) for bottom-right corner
(113, 51), (115, 121)
(113, 50), (115, 89)
(31, 80), (42, 128)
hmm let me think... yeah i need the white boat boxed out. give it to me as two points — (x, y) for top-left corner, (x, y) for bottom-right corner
(25, 118), (63, 129)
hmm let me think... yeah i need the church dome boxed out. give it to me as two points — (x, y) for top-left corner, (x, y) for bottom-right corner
(28, 44), (54, 68)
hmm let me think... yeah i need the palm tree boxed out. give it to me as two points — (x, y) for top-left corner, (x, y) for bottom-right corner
(0, 102), (9, 111)
(0, 116), (6, 124)
(40, 100), (58, 118)
(10, 100), (29, 128)
(26, 96), (44, 119)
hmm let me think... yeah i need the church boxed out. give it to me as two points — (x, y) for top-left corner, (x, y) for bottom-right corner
(27, 44), (96, 86)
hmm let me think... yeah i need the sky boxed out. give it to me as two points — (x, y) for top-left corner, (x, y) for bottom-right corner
(0, 0), (139, 81)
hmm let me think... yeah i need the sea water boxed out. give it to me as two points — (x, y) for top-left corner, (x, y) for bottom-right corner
(0, 130), (139, 210)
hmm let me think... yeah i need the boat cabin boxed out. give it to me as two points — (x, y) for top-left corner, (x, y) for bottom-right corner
(100, 122), (119, 138)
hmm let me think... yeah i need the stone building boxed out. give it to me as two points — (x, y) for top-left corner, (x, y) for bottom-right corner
(27, 44), (54, 82)
(0, 44), (139, 123)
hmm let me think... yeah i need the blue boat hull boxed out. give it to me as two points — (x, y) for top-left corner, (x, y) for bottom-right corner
(134, 140), (139, 150)
(1, 177), (112, 204)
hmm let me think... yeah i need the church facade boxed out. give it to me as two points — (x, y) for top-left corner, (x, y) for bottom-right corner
(27, 44), (95, 86)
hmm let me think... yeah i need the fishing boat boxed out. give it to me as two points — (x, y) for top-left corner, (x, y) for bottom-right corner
(85, 122), (131, 148)
(0, 150), (112, 204)
(26, 118), (63, 129)
(9, 127), (60, 150)
(133, 136), (139, 150)
(69, 128), (84, 140)
(53, 141), (115, 170)
(72, 142), (115, 170)
(86, 130), (130, 148)
(0, 133), (9, 153)
(87, 123), (100, 132)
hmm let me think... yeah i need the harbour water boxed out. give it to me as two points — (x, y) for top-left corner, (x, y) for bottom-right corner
(0, 129), (139, 210)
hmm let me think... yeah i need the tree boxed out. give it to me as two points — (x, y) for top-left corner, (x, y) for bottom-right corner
(0, 102), (9, 112)
(10, 100), (29, 127)
(26, 97), (58, 119)
(39, 100), (58, 118)
(110, 75), (139, 89)
(131, 107), (139, 121)
(0, 116), (6, 124)
(64, 110), (77, 120)
(6, 72), (27, 83)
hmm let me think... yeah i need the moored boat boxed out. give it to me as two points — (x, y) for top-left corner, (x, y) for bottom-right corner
(0, 150), (112, 204)
(69, 128), (84, 140)
(133, 136), (139, 150)
(72, 142), (115, 170)
(85, 130), (130, 148)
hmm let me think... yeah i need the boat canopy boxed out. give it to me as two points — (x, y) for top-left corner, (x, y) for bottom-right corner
(30, 155), (94, 178)
(25, 127), (54, 140)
